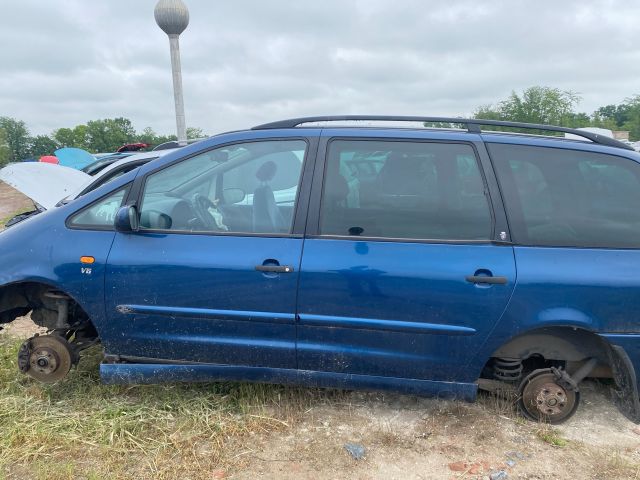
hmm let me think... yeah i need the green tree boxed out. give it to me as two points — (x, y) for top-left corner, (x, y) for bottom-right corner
(474, 86), (582, 126)
(471, 106), (503, 121)
(620, 95), (640, 141)
(137, 126), (158, 146)
(29, 134), (59, 158)
(137, 127), (176, 148)
(0, 117), (31, 161)
(54, 125), (89, 150)
(85, 118), (136, 153)
(594, 96), (640, 141)
(590, 113), (618, 131)
(563, 112), (592, 129)
(595, 103), (632, 127)
(0, 128), (11, 166)
(186, 127), (206, 140)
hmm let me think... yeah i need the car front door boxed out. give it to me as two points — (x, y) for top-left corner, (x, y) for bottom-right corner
(296, 134), (516, 384)
(103, 136), (315, 368)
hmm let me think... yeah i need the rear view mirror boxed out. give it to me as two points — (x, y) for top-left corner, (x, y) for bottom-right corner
(114, 205), (139, 233)
(222, 188), (246, 204)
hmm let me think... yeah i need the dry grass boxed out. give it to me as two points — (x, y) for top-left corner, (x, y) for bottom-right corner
(0, 336), (343, 479)
(0, 211), (20, 229)
(0, 208), (33, 231)
(1, 329), (640, 479)
(476, 389), (519, 418)
(573, 443), (640, 479)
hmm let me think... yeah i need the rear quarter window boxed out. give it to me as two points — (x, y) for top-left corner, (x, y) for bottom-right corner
(489, 143), (640, 248)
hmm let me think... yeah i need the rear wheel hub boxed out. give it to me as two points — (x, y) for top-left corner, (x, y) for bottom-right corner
(518, 369), (580, 424)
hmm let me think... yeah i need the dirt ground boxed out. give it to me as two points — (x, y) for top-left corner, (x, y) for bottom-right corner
(228, 383), (640, 480)
(3, 316), (640, 479)
(1, 183), (639, 479)
(0, 180), (33, 222)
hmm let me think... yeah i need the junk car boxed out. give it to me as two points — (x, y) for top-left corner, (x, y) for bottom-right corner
(1, 116), (639, 424)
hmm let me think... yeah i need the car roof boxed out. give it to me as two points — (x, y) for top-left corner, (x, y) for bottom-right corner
(252, 116), (635, 153)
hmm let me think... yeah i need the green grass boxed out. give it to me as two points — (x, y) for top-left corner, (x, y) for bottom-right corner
(535, 426), (569, 447)
(0, 336), (343, 479)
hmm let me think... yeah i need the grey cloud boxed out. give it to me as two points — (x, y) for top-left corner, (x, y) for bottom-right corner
(0, 0), (639, 136)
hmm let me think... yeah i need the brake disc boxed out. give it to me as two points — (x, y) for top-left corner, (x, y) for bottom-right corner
(20, 335), (75, 383)
(518, 368), (580, 424)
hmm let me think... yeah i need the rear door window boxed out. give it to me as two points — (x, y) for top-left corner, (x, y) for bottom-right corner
(320, 140), (492, 240)
(489, 143), (640, 248)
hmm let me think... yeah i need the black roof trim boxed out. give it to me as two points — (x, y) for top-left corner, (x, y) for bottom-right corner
(252, 116), (634, 151)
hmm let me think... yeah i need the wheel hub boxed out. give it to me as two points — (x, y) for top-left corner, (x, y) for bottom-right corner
(18, 335), (75, 383)
(518, 369), (580, 424)
(31, 347), (59, 375)
(534, 382), (568, 416)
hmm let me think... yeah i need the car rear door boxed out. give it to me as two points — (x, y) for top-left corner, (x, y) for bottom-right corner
(296, 131), (516, 383)
(480, 141), (640, 347)
(103, 134), (318, 368)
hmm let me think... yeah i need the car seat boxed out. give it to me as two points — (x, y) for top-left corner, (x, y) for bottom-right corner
(252, 160), (286, 232)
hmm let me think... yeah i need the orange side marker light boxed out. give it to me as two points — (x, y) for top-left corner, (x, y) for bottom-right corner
(80, 256), (95, 264)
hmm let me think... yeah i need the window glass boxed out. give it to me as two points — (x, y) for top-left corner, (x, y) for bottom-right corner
(69, 188), (127, 228)
(82, 161), (150, 196)
(139, 140), (306, 234)
(320, 140), (492, 240)
(489, 143), (640, 248)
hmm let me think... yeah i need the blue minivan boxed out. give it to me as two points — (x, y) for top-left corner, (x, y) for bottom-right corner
(2, 116), (640, 424)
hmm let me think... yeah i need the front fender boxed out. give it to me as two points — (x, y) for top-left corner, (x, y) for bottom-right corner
(0, 205), (116, 336)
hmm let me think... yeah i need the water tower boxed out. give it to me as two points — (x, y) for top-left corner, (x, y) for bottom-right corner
(154, 0), (189, 145)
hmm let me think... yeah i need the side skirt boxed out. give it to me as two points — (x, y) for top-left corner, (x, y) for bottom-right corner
(100, 361), (478, 402)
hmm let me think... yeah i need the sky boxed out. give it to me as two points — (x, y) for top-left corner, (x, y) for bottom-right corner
(0, 0), (639, 137)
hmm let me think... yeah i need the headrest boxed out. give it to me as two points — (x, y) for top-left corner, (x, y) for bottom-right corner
(256, 160), (277, 181)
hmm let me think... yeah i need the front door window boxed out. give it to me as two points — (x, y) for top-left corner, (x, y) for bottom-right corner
(139, 140), (307, 234)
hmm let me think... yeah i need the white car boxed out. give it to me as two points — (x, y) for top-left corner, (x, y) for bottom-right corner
(0, 149), (178, 227)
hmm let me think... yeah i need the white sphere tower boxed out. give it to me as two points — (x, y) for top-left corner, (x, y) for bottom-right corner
(154, 0), (190, 145)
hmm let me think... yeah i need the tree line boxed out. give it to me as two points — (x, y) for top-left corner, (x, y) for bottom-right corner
(0, 116), (206, 166)
(473, 86), (640, 140)
(1, 86), (639, 166)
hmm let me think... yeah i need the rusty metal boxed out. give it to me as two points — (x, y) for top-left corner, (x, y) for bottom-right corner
(518, 368), (580, 424)
(534, 382), (568, 416)
(493, 357), (523, 382)
(44, 290), (70, 329)
(17, 337), (32, 373)
(21, 335), (74, 383)
(477, 378), (518, 397)
(568, 357), (598, 385)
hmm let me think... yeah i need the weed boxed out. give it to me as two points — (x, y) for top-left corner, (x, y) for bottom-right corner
(590, 449), (640, 479)
(535, 426), (569, 447)
(476, 389), (519, 418)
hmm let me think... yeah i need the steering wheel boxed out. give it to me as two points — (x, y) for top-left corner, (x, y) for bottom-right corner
(191, 193), (219, 230)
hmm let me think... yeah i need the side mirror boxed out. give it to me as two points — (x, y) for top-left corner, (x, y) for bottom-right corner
(114, 205), (139, 233)
(222, 188), (246, 204)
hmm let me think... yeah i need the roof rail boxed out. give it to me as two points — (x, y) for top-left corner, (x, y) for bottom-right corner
(252, 116), (635, 151)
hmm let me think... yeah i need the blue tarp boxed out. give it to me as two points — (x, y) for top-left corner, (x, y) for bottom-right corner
(54, 148), (96, 170)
